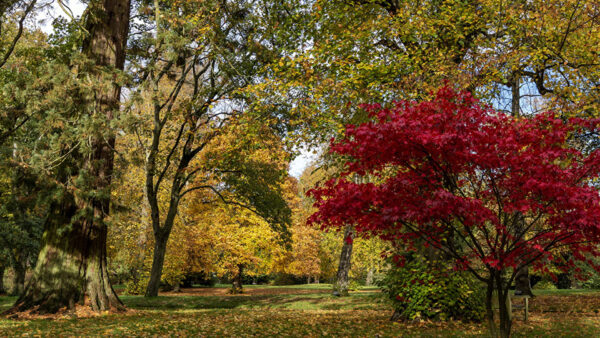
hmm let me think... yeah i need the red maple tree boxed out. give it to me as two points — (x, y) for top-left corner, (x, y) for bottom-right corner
(308, 87), (600, 337)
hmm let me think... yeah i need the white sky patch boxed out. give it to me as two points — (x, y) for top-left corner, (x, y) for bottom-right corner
(38, 0), (85, 34)
(289, 148), (319, 178)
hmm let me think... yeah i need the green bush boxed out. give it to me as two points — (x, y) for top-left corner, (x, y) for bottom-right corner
(379, 255), (485, 322)
(533, 279), (557, 290)
(348, 279), (362, 291)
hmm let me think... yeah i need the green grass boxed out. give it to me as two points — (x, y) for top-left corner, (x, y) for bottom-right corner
(1, 288), (600, 337)
(121, 291), (382, 311)
(0, 297), (16, 313)
(531, 288), (600, 296)
(211, 283), (379, 290)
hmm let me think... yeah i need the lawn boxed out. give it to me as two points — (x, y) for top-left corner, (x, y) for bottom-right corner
(1, 286), (599, 337)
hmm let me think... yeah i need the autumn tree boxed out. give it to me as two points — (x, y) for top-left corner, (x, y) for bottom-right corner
(259, 0), (599, 145)
(0, 0), (38, 144)
(309, 87), (600, 337)
(124, 0), (296, 297)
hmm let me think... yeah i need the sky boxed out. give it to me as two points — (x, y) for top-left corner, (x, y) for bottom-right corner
(41, 0), (314, 178)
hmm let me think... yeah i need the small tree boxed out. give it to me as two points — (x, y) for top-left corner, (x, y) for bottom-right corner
(308, 87), (600, 337)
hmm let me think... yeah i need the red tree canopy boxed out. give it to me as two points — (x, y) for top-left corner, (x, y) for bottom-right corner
(309, 87), (600, 280)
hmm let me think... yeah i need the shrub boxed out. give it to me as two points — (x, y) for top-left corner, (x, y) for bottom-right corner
(379, 255), (485, 322)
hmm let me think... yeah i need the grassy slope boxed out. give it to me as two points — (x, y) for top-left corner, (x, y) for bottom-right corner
(0, 286), (599, 337)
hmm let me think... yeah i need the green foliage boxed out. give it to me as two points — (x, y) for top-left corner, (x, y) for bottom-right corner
(577, 257), (600, 290)
(347, 279), (362, 292)
(534, 279), (558, 290)
(125, 275), (150, 296)
(379, 256), (485, 322)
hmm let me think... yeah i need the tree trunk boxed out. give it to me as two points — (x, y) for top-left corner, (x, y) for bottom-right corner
(11, 261), (25, 296)
(365, 267), (374, 286)
(307, 276), (311, 284)
(5, 0), (130, 315)
(231, 264), (244, 294)
(495, 272), (512, 338)
(485, 278), (498, 338)
(514, 266), (533, 297)
(0, 266), (5, 295)
(333, 225), (354, 296)
(145, 233), (169, 297)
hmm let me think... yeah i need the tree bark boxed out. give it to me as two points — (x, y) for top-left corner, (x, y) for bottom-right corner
(333, 225), (354, 296)
(5, 0), (130, 315)
(11, 260), (25, 297)
(0, 266), (5, 295)
(365, 267), (374, 286)
(495, 272), (512, 338)
(231, 264), (244, 294)
(145, 233), (169, 297)
(485, 278), (498, 338)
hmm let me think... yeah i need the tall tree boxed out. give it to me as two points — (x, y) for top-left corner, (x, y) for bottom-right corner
(125, 0), (294, 297)
(7, 0), (131, 314)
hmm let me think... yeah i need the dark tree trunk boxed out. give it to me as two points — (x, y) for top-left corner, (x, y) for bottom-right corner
(0, 266), (5, 295)
(231, 265), (244, 294)
(145, 233), (169, 297)
(333, 225), (354, 296)
(11, 260), (25, 297)
(144, 150), (188, 298)
(495, 272), (512, 338)
(514, 266), (533, 297)
(485, 278), (498, 338)
(6, 0), (130, 315)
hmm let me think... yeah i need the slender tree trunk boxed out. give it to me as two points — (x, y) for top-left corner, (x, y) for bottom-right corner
(0, 266), (5, 295)
(365, 267), (375, 286)
(485, 278), (498, 338)
(231, 264), (244, 294)
(145, 233), (169, 297)
(307, 276), (311, 284)
(143, 151), (188, 297)
(11, 260), (25, 296)
(333, 225), (354, 296)
(495, 272), (512, 338)
(5, 0), (130, 315)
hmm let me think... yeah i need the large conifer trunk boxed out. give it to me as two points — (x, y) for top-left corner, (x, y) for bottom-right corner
(6, 0), (130, 315)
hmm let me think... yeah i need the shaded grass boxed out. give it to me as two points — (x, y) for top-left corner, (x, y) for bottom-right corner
(121, 291), (383, 311)
(0, 297), (16, 313)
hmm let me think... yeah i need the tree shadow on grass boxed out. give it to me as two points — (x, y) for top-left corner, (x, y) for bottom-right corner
(121, 293), (381, 311)
(0, 297), (17, 313)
